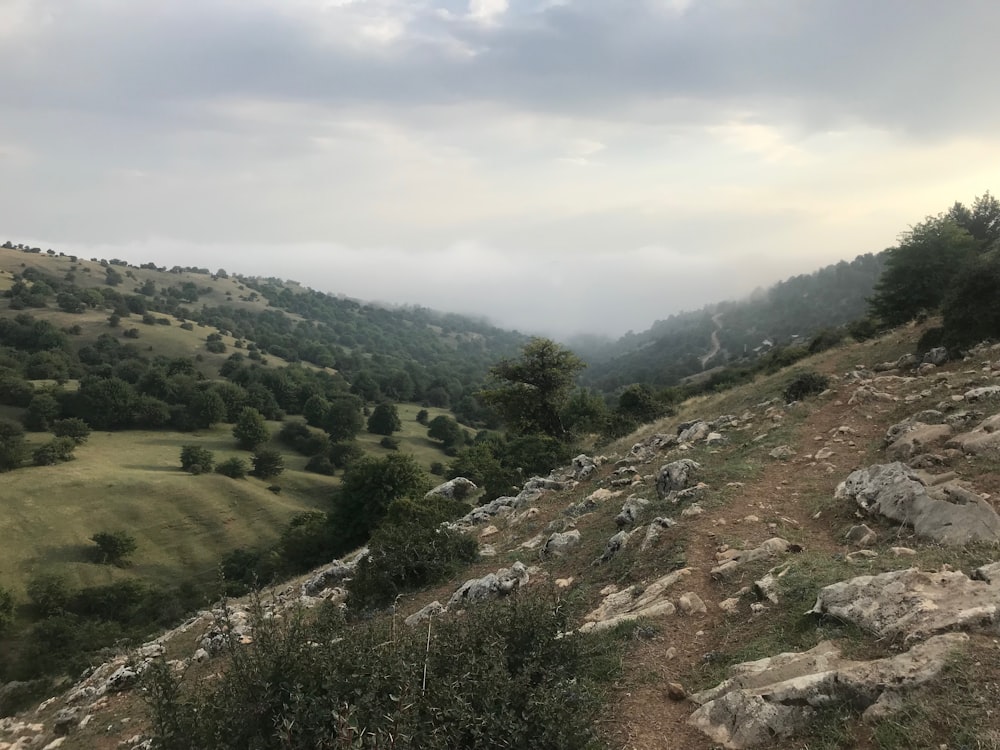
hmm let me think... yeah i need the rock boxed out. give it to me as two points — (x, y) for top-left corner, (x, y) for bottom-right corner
(425, 476), (478, 501)
(719, 597), (741, 614)
(105, 666), (140, 693)
(52, 708), (79, 736)
(566, 488), (621, 516)
(844, 524), (877, 548)
(678, 592), (708, 615)
(681, 503), (705, 517)
(706, 432), (725, 446)
(555, 577), (574, 589)
(667, 682), (688, 701)
(519, 533), (546, 550)
(891, 547), (917, 556)
(579, 568), (693, 633)
(615, 495), (650, 528)
(814, 447), (834, 460)
(542, 529), (581, 557)
(192, 648), (209, 662)
(768, 445), (796, 460)
(711, 539), (796, 581)
(835, 462), (1000, 544)
(897, 353), (920, 369)
(923, 347), (949, 365)
(947, 413), (1000, 456)
(639, 517), (676, 552)
(301, 560), (355, 597)
(404, 601), (445, 627)
(753, 568), (787, 604)
(688, 633), (967, 749)
(478, 525), (499, 538)
(42, 739), (67, 750)
(596, 530), (630, 563)
(448, 563), (529, 609)
(569, 454), (600, 480)
(656, 459), (701, 500)
(678, 421), (711, 443)
(810, 567), (1000, 640)
(917, 362), (937, 376)
(886, 422), (953, 461)
(965, 386), (1000, 401)
(848, 386), (896, 405)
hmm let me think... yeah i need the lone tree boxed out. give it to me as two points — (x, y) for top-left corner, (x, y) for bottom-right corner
(233, 407), (270, 450)
(0, 418), (29, 472)
(367, 402), (401, 436)
(251, 448), (284, 479)
(91, 530), (138, 566)
(479, 338), (585, 440)
(427, 415), (464, 449)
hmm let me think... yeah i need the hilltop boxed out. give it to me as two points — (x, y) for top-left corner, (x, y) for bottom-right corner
(5, 319), (1000, 748)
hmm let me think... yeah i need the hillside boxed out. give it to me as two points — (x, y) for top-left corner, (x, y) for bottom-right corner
(576, 252), (886, 392)
(8, 321), (1000, 749)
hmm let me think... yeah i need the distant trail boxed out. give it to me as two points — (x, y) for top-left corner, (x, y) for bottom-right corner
(700, 313), (723, 369)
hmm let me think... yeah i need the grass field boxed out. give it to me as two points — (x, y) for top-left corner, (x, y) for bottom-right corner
(0, 427), (336, 597)
(355, 403), (460, 467)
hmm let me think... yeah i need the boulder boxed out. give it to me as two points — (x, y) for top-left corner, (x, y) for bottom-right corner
(569, 454), (600, 481)
(810, 566), (1000, 640)
(965, 386), (1000, 401)
(711, 538), (796, 581)
(885, 422), (953, 461)
(301, 560), (355, 597)
(688, 634), (967, 748)
(844, 524), (877, 548)
(615, 495), (650, 528)
(835, 462), (1000, 544)
(923, 347), (949, 365)
(404, 600), (445, 627)
(596, 530), (630, 563)
(579, 568), (693, 633)
(768, 445), (796, 460)
(655, 459), (701, 499)
(425, 477), (478, 501)
(448, 562), (529, 609)
(678, 421), (711, 443)
(947, 413), (1000, 456)
(542, 529), (581, 557)
(639, 517), (676, 552)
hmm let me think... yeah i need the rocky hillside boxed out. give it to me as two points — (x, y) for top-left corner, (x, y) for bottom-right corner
(6, 321), (1000, 749)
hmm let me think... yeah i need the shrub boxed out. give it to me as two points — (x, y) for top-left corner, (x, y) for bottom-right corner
(215, 457), (249, 479)
(0, 586), (13, 632)
(26, 574), (71, 617)
(429, 461), (445, 476)
(144, 591), (610, 750)
(32, 437), (76, 466)
(52, 418), (91, 444)
(232, 407), (270, 450)
(847, 316), (879, 342)
(180, 444), (215, 474)
(206, 340), (226, 354)
(379, 435), (400, 450)
(304, 455), (335, 475)
(783, 371), (830, 402)
(90, 530), (138, 565)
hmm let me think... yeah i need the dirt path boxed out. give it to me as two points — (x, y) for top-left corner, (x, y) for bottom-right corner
(700, 312), (723, 368)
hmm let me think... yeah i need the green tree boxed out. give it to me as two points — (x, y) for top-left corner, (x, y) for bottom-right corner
(90, 530), (138, 565)
(187, 389), (227, 429)
(216, 457), (249, 479)
(23, 393), (61, 432)
(329, 454), (430, 553)
(869, 216), (978, 326)
(251, 448), (284, 479)
(942, 250), (1000, 347)
(232, 407), (270, 450)
(427, 414), (464, 448)
(479, 338), (585, 440)
(323, 396), (364, 442)
(0, 418), (29, 472)
(32, 436), (76, 466)
(366, 402), (401, 436)
(180, 444), (215, 474)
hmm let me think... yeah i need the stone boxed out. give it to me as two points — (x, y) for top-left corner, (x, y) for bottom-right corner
(596, 530), (629, 563)
(678, 592), (708, 615)
(478, 525), (499, 538)
(425, 476), (478, 501)
(844, 524), (877, 548)
(681, 503), (705, 517)
(706, 432), (725, 446)
(886, 423), (953, 461)
(667, 682), (688, 701)
(810, 567), (1000, 640)
(448, 563), (530, 609)
(891, 546), (917, 556)
(947, 413), (1000, 456)
(542, 529), (581, 557)
(639, 517), (676, 552)
(615, 495), (650, 528)
(569, 454), (599, 481)
(688, 634), (967, 749)
(404, 600), (445, 627)
(192, 648), (209, 662)
(814, 447), (834, 460)
(678, 421), (711, 443)
(711, 538), (796, 580)
(923, 347), (949, 366)
(768, 445), (796, 460)
(579, 568), (693, 633)
(835, 462), (1000, 544)
(301, 560), (355, 597)
(106, 666), (140, 693)
(656, 459), (700, 499)
(965, 386), (1000, 401)
(52, 708), (79, 736)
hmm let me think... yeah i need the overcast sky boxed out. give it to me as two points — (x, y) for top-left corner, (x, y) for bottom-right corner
(1, 0), (998, 337)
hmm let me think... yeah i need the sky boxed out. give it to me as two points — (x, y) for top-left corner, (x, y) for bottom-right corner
(1, 0), (999, 338)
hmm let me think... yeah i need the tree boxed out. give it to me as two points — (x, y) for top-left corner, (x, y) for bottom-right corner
(32, 437), (76, 466)
(251, 448), (284, 479)
(0, 586), (13, 632)
(329, 454), (430, 553)
(367, 402), (401, 436)
(479, 338), (585, 440)
(415, 408), (429, 425)
(216, 457), (249, 479)
(23, 393), (61, 431)
(323, 396), (364, 442)
(90, 530), (138, 566)
(869, 217), (978, 326)
(232, 407), (270, 450)
(0, 418), (29, 472)
(187, 389), (227, 429)
(427, 414), (464, 448)
(942, 250), (1000, 347)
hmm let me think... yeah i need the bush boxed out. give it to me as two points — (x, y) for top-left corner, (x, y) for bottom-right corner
(232, 407), (270, 450)
(783, 371), (830, 402)
(52, 418), (91, 444)
(90, 530), (138, 565)
(379, 435), (400, 450)
(429, 461), (445, 476)
(205, 340), (226, 354)
(216, 457), (249, 479)
(26, 574), (71, 617)
(145, 591), (609, 750)
(180, 444), (215, 474)
(32, 436), (76, 466)
(0, 586), (13, 632)
(847, 316), (879, 342)
(304, 455), (335, 475)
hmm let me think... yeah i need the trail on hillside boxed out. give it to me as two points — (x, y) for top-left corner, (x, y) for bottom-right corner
(699, 312), (723, 368)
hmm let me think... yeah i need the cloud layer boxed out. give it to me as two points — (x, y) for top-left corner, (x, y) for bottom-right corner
(2, 1), (997, 335)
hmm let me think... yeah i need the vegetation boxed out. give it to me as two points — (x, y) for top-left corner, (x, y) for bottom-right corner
(90, 530), (138, 566)
(179, 444), (215, 474)
(232, 407), (270, 450)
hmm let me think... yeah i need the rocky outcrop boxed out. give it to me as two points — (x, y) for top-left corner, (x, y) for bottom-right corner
(835, 462), (1000, 544)
(809, 566), (1000, 640)
(885, 422), (952, 461)
(947, 413), (1000, 456)
(711, 538), (797, 581)
(688, 633), (968, 749)
(615, 495), (650, 527)
(301, 559), (356, 597)
(447, 562), (530, 609)
(404, 600), (445, 627)
(579, 568), (694, 633)
(542, 529), (581, 557)
(655, 459), (700, 500)
(425, 476), (477, 501)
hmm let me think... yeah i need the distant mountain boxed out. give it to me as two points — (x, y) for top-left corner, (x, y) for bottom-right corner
(575, 252), (887, 392)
